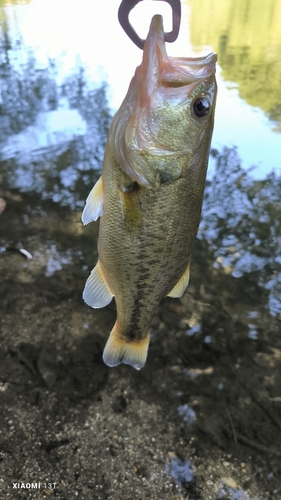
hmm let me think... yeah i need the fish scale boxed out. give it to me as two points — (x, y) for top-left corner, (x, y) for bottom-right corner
(99, 148), (207, 340)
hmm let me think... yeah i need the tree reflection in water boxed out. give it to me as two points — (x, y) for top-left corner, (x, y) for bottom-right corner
(0, 50), (111, 208)
(0, 34), (280, 317)
(201, 146), (281, 316)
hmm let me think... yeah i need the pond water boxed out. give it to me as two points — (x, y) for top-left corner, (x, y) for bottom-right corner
(0, 0), (280, 314)
(0, 1), (281, 499)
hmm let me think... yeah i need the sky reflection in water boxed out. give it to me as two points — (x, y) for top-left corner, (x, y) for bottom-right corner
(1, 0), (279, 177)
(0, 0), (280, 317)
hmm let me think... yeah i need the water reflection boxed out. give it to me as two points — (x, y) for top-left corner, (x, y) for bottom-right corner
(201, 147), (281, 316)
(188, 0), (281, 128)
(33, 244), (77, 277)
(0, 39), (111, 207)
(0, 36), (280, 318)
(186, 0), (281, 176)
(0, 2), (280, 317)
(0, 0), (279, 179)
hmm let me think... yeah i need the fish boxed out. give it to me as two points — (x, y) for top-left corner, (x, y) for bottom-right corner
(82, 14), (217, 370)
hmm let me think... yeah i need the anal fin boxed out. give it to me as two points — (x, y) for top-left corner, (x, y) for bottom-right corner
(83, 260), (113, 308)
(82, 175), (103, 225)
(103, 323), (150, 370)
(167, 262), (190, 298)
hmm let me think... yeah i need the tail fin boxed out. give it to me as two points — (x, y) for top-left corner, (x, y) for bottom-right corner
(103, 322), (150, 370)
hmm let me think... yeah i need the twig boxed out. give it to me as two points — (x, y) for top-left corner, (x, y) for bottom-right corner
(239, 381), (281, 432)
(224, 405), (237, 443)
(235, 432), (279, 456)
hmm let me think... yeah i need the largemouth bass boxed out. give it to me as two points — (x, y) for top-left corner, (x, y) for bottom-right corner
(82, 15), (217, 370)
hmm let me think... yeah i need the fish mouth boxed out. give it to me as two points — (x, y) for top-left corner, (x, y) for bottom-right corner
(142, 15), (217, 94)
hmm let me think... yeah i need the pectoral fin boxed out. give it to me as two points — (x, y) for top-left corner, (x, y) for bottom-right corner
(81, 175), (103, 225)
(167, 262), (190, 298)
(103, 323), (150, 370)
(119, 184), (142, 231)
(83, 260), (113, 308)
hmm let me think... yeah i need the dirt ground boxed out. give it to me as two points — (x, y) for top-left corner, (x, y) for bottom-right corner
(0, 188), (281, 500)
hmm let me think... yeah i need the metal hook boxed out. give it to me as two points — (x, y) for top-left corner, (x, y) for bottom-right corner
(118, 0), (181, 50)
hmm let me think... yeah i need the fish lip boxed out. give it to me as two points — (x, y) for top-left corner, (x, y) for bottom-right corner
(147, 14), (218, 66)
(170, 52), (217, 80)
(143, 15), (217, 85)
(147, 15), (217, 66)
(147, 15), (218, 68)
(144, 14), (166, 51)
(177, 52), (218, 66)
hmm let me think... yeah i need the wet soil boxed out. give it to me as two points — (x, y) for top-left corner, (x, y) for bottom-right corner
(0, 188), (280, 500)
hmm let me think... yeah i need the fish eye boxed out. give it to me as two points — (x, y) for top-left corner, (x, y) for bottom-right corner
(193, 97), (210, 118)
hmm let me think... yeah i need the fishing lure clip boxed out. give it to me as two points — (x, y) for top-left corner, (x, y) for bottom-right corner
(118, 0), (181, 49)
